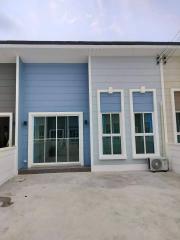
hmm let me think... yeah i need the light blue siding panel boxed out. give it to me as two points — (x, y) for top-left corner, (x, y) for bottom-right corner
(24, 64), (87, 74)
(91, 57), (162, 166)
(133, 92), (154, 112)
(19, 63), (90, 168)
(100, 92), (121, 112)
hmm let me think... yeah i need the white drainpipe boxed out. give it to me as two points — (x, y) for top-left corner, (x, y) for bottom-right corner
(159, 59), (168, 157)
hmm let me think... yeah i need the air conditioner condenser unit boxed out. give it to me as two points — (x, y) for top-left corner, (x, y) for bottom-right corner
(148, 158), (169, 172)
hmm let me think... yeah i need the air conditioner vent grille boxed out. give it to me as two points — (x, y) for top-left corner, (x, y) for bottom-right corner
(151, 159), (162, 170)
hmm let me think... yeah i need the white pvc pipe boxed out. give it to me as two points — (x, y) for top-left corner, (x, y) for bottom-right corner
(160, 60), (168, 157)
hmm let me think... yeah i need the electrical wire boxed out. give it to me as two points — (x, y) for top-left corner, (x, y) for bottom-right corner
(157, 30), (180, 63)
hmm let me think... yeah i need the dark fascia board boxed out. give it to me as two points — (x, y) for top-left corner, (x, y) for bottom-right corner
(0, 40), (180, 46)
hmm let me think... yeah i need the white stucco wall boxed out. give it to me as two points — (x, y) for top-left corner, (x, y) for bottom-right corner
(0, 147), (17, 185)
(168, 144), (180, 174)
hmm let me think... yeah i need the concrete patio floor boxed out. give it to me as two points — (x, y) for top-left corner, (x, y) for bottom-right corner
(0, 171), (180, 240)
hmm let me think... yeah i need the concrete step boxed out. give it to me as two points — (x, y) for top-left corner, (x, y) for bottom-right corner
(18, 166), (91, 174)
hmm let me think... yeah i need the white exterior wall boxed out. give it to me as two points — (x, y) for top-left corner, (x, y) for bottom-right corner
(164, 57), (180, 143)
(90, 56), (163, 170)
(0, 147), (17, 186)
(168, 144), (180, 173)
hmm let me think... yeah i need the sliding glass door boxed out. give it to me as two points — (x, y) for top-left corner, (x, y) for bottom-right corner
(57, 116), (79, 163)
(33, 114), (81, 164)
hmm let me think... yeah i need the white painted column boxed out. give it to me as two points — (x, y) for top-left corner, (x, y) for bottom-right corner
(15, 56), (20, 173)
(160, 60), (168, 157)
(88, 56), (94, 169)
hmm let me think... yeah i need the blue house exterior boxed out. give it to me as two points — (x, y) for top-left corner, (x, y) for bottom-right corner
(0, 41), (180, 173)
(18, 61), (90, 169)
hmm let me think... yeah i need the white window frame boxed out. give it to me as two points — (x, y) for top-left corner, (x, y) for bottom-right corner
(171, 88), (180, 144)
(28, 112), (84, 168)
(130, 89), (160, 159)
(97, 89), (127, 160)
(0, 112), (13, 148)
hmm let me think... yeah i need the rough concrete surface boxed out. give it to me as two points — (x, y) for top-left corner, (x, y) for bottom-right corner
(0, 171), (180, 240)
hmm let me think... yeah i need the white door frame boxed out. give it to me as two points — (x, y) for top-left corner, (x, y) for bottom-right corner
(28, 112), (84, 168)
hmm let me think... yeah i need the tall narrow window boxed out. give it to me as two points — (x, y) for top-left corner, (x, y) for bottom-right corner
(102, 113), (121, 155)
(173, 91), (180, 143)
(98, 91), (126, 159)
(131, 91), (159, 157)
(134, 113), (154, 154)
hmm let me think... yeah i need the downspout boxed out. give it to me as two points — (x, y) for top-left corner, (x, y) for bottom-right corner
(159, 59), (168, 157)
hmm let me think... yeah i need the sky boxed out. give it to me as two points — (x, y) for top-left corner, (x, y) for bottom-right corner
(0, 0), (180, 41)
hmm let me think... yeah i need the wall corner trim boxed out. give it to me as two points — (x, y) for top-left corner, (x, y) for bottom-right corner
(15, 56), (20, 172)
(88, 56), (94, 168)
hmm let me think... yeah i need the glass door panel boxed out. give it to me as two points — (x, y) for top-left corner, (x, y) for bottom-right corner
(57, 116), (68, 162)
(45, 117), (56, 162)
(34, 117), (45, 163)
(57, 116), (67, 139)
(69, 116), (79, 162)
(34, 140), (44, 163)
(33, 115), (80, 164)
(57, 139), (67, 162)
(57, 116), (79, 163)
(69, 116), (79, 138)
(69, 139), (79, 162)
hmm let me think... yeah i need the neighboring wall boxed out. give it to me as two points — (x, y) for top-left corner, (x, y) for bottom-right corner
(168, 144), (180, 174)
(0, 147), (17, 185)
(0, 64), (16, 144)
(19, 63), (90, 168)
(164, 57), (180, 143)
(91, 56), (162, 167)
